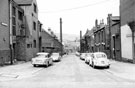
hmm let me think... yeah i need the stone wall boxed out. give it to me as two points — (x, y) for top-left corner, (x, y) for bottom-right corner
(0, 50), (10, 65)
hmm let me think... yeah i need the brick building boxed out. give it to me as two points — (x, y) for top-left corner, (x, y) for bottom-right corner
(0, 0), (25, 65)
(14, 0), (41, 61)
(83, 14), (121, 60)
(41, 29), (63, 53)
(84, 29), (94, 52)
(107, 14), (121, 61)
(93, 20), (107, 53)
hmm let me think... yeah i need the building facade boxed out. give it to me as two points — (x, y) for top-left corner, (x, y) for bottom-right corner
(0, 0), (25, 65)
(41, 29), (63, 53)
(83, 14), (121, 60)
(107, 14), (121, 61)
(94, 22), (106, 53)
(0, 0), (11, 65)
(14, 0), (40, 61)
(120, 0), (135, 63)
(84, 29), (94, 52)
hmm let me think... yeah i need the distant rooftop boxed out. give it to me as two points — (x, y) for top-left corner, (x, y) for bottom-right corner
(14, 0), (33, 5)
(111, 16), (120, 21)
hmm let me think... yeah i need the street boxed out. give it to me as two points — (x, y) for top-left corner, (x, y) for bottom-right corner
(0, 54), (135, 88)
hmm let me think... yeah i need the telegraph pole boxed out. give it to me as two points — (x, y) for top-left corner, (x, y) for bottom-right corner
(80, 30), (82, 53)
(60, 18), (63, 56)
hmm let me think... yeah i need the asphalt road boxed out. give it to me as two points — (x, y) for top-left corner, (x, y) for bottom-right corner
(0, 54), (135, 88)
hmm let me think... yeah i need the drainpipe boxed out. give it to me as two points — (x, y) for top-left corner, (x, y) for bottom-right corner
(9, 0), (13, 64)
(132, 30), (135, 63)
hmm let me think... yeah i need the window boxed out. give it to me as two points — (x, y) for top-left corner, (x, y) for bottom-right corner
(12, 26), (16, 36)
(39, 25), (42, 32)
(18, 11), (23, 21)
(96, 54), (107, 58)
(12, 6), (16, 16)
(33, 40), (36, 48)
(33, 21), (36, 30)
(27, 44), (31, 48)
(33, 4), (37, 13)
(12, 6), (16, 36)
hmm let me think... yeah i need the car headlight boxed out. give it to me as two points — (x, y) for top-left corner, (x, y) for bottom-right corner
(44, 60), (47, 63)
(94, 60), (98, 64)
(31, 58), (35, 61)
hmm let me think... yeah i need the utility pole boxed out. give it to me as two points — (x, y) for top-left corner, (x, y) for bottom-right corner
(60, 18), (63, 56)
(80, 30), (82, 53)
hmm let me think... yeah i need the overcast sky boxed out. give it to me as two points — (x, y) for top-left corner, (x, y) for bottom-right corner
(37, 0), (119, 36)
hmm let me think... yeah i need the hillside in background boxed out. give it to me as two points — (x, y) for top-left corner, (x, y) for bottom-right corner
(55, 33), (80, 42)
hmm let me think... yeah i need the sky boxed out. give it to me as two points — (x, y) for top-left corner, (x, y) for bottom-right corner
(37, 0), (119, 36)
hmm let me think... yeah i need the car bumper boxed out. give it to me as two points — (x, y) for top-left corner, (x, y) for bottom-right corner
(32, 61), (47, 65)
(53, 59), (60, 61)
(94, 62), (110, 67)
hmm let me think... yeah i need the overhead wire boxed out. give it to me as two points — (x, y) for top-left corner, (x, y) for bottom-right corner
(39, 0), (111, 13)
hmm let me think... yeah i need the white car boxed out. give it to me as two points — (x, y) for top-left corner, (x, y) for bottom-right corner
(91, 52), (110, 68)
(85, 53), (93, 64)
(75, 52), (80, 56)
(31, 52), (53, 67)
(80, 53), (87, 60)
(51, 53), (61, 62)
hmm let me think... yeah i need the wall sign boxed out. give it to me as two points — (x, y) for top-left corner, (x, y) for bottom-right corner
(1, 22), (8, 27)
(126, 34), (132, 37)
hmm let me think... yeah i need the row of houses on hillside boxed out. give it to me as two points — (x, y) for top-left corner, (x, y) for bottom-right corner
(0, 0), (63, 65)
(81, 0), (135, 63)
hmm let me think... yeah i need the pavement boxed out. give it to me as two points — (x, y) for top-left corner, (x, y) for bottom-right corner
(0, 61), (44, 81)
(106, 60), (135, 80)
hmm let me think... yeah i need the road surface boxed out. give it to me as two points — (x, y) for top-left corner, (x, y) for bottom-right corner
(0, 54), (135, 88)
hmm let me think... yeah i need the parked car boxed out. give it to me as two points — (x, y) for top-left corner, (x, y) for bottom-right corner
(80, 53), (87, 60)
(91, 52), (110, 68)
(31, 52), (53, 67)
(75, 52), (80, 56)
(85, 53), (93, 64)
(51, 53), (61, 62)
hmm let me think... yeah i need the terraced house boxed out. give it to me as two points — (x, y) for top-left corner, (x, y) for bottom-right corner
(82, 14), (120, 60)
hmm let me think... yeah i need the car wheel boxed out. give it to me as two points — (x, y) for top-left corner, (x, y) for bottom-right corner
(88, 61), (91, 66)
(33, 64), (36, 67)
(92, 62), (95, 68)
(85, 60), (87, 63)
(45, 62), (48, 67)
(106, 65), (110, 69)
(47, 62), (49, 67)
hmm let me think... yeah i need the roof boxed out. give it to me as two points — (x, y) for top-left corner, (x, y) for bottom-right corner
(111, 16), (120, 26)
(85, 29), (93, 36)
(110, 16), (120, 21)
(14, 0), (33, 5)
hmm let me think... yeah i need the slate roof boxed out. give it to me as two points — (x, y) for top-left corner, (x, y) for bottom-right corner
(14, 0), (33, 5)
(111, 16), (120, 26)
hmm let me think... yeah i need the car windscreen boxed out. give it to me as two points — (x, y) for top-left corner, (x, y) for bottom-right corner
(87, 54), (92, 57)
(52, 53), (59, 56)
(95, 54), (107, 58)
